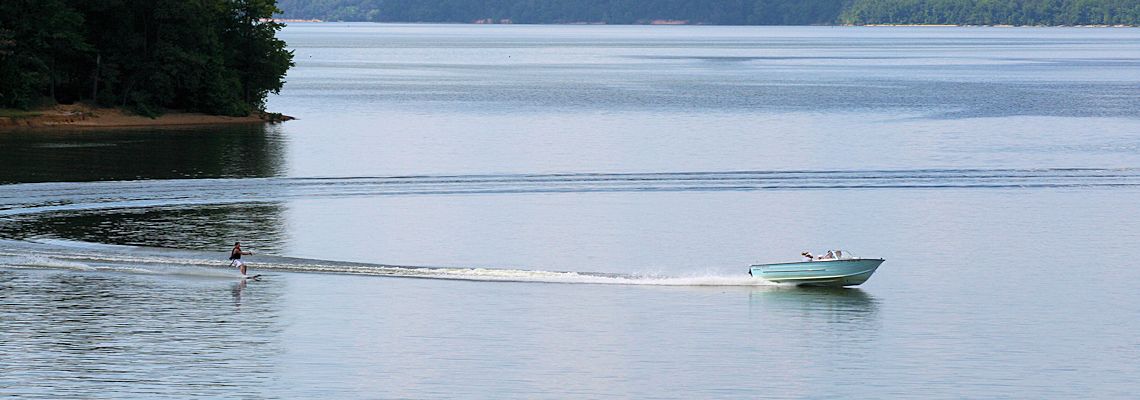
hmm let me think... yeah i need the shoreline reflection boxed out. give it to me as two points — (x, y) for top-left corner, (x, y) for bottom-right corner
(0, 124), (285, 184)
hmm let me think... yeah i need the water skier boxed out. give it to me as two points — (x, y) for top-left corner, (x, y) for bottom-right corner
(229, 241), (254, 276)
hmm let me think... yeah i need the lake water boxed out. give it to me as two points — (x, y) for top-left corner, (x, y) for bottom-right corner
(2, 24), (1140, 398)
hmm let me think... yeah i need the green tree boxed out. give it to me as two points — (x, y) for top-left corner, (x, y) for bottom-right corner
(1, 0), (293, 115)
(225, 0), (295, 114)
(842, 0), (1140, 26)
(0, 0), (90, 108)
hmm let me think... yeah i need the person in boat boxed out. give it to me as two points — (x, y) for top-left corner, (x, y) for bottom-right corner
(802, 250), (840, 261)
(229, 242), (254, 276)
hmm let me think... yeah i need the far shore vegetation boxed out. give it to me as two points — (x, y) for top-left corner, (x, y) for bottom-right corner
(276, 0), (1140, 26)
(0, 109), (41, 118)
(0, 0), (294, 118)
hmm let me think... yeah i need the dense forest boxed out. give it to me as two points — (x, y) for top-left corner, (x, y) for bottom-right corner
(276, 0), (847, 25)
(0, 0), (294, 115)
(842, 0), (1140, 25)
(276, 0), (1140, 25)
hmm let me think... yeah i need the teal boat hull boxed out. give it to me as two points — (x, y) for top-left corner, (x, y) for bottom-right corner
(749, 258), (884, 287)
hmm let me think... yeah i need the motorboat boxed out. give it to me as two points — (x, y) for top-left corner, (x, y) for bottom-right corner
(749, 250), (884, 287)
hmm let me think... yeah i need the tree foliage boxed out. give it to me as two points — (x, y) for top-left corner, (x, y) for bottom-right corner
(276, 0), (846, 25)
(842, 0), (1140, 25)
(274, 0), (1140, 26)
(0, 0), (294, 115)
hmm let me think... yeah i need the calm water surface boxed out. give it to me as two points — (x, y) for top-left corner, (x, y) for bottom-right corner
(2, 24), (1140, 398)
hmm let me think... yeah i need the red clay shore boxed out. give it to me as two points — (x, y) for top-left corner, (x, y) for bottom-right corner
(0, 104), (291, 131)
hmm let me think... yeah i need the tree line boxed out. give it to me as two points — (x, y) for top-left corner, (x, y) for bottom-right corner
(276, 0), (846, 25)
(0, 0), (294, 115)
(276, 0), (1140, 26)
(842, 0), (1140, 25)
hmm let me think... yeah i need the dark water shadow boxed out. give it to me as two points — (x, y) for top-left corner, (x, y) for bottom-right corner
(0, 124), (289, 252)
(0, 203), (288, 253)
(0, 124), (286, 184)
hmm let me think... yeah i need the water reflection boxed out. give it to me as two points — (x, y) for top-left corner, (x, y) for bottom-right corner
(0, 124), (286, 183)
(0, 203), (288, 253)
(0, 269), (283, 398)
(0, 124), (289, 252)
(749, 287), (879, 327)
(232, 279), (248, 305)
(741, 286), (881, 391)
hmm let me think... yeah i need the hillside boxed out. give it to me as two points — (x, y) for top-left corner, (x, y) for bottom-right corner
(275, 0), (1140, 26)
(275, 0), (846, 25)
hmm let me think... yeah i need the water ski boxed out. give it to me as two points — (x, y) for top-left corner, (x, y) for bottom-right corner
(242, 274), (262, 280)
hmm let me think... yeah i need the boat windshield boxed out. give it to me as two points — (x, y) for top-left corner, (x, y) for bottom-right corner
(817, 249), (854, 260)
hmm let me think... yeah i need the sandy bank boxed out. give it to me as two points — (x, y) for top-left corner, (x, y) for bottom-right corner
(0, 104), (291, 131)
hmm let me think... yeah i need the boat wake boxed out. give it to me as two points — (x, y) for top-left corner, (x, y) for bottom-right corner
(3, 168), (1139, 217)
(3, 167), (1131, 285)
(0, 239), (773, 286)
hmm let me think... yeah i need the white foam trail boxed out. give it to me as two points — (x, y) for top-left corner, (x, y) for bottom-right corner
(2, 253), (772, 286)
(28, 238), (141, 251)
(616, 275), (780, 286)
(244, 262), (776, 286)
(0, 255), (95, 271)
(0, 239), (773, 286)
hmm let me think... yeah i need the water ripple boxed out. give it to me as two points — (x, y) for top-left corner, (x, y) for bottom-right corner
(2, 168), (1137, 217)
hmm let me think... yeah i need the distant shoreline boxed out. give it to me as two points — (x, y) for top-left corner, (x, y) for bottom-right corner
(270, 20), (1137, 28)
(852, 23), (1136, 27)
(0, 104), (292, 131)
